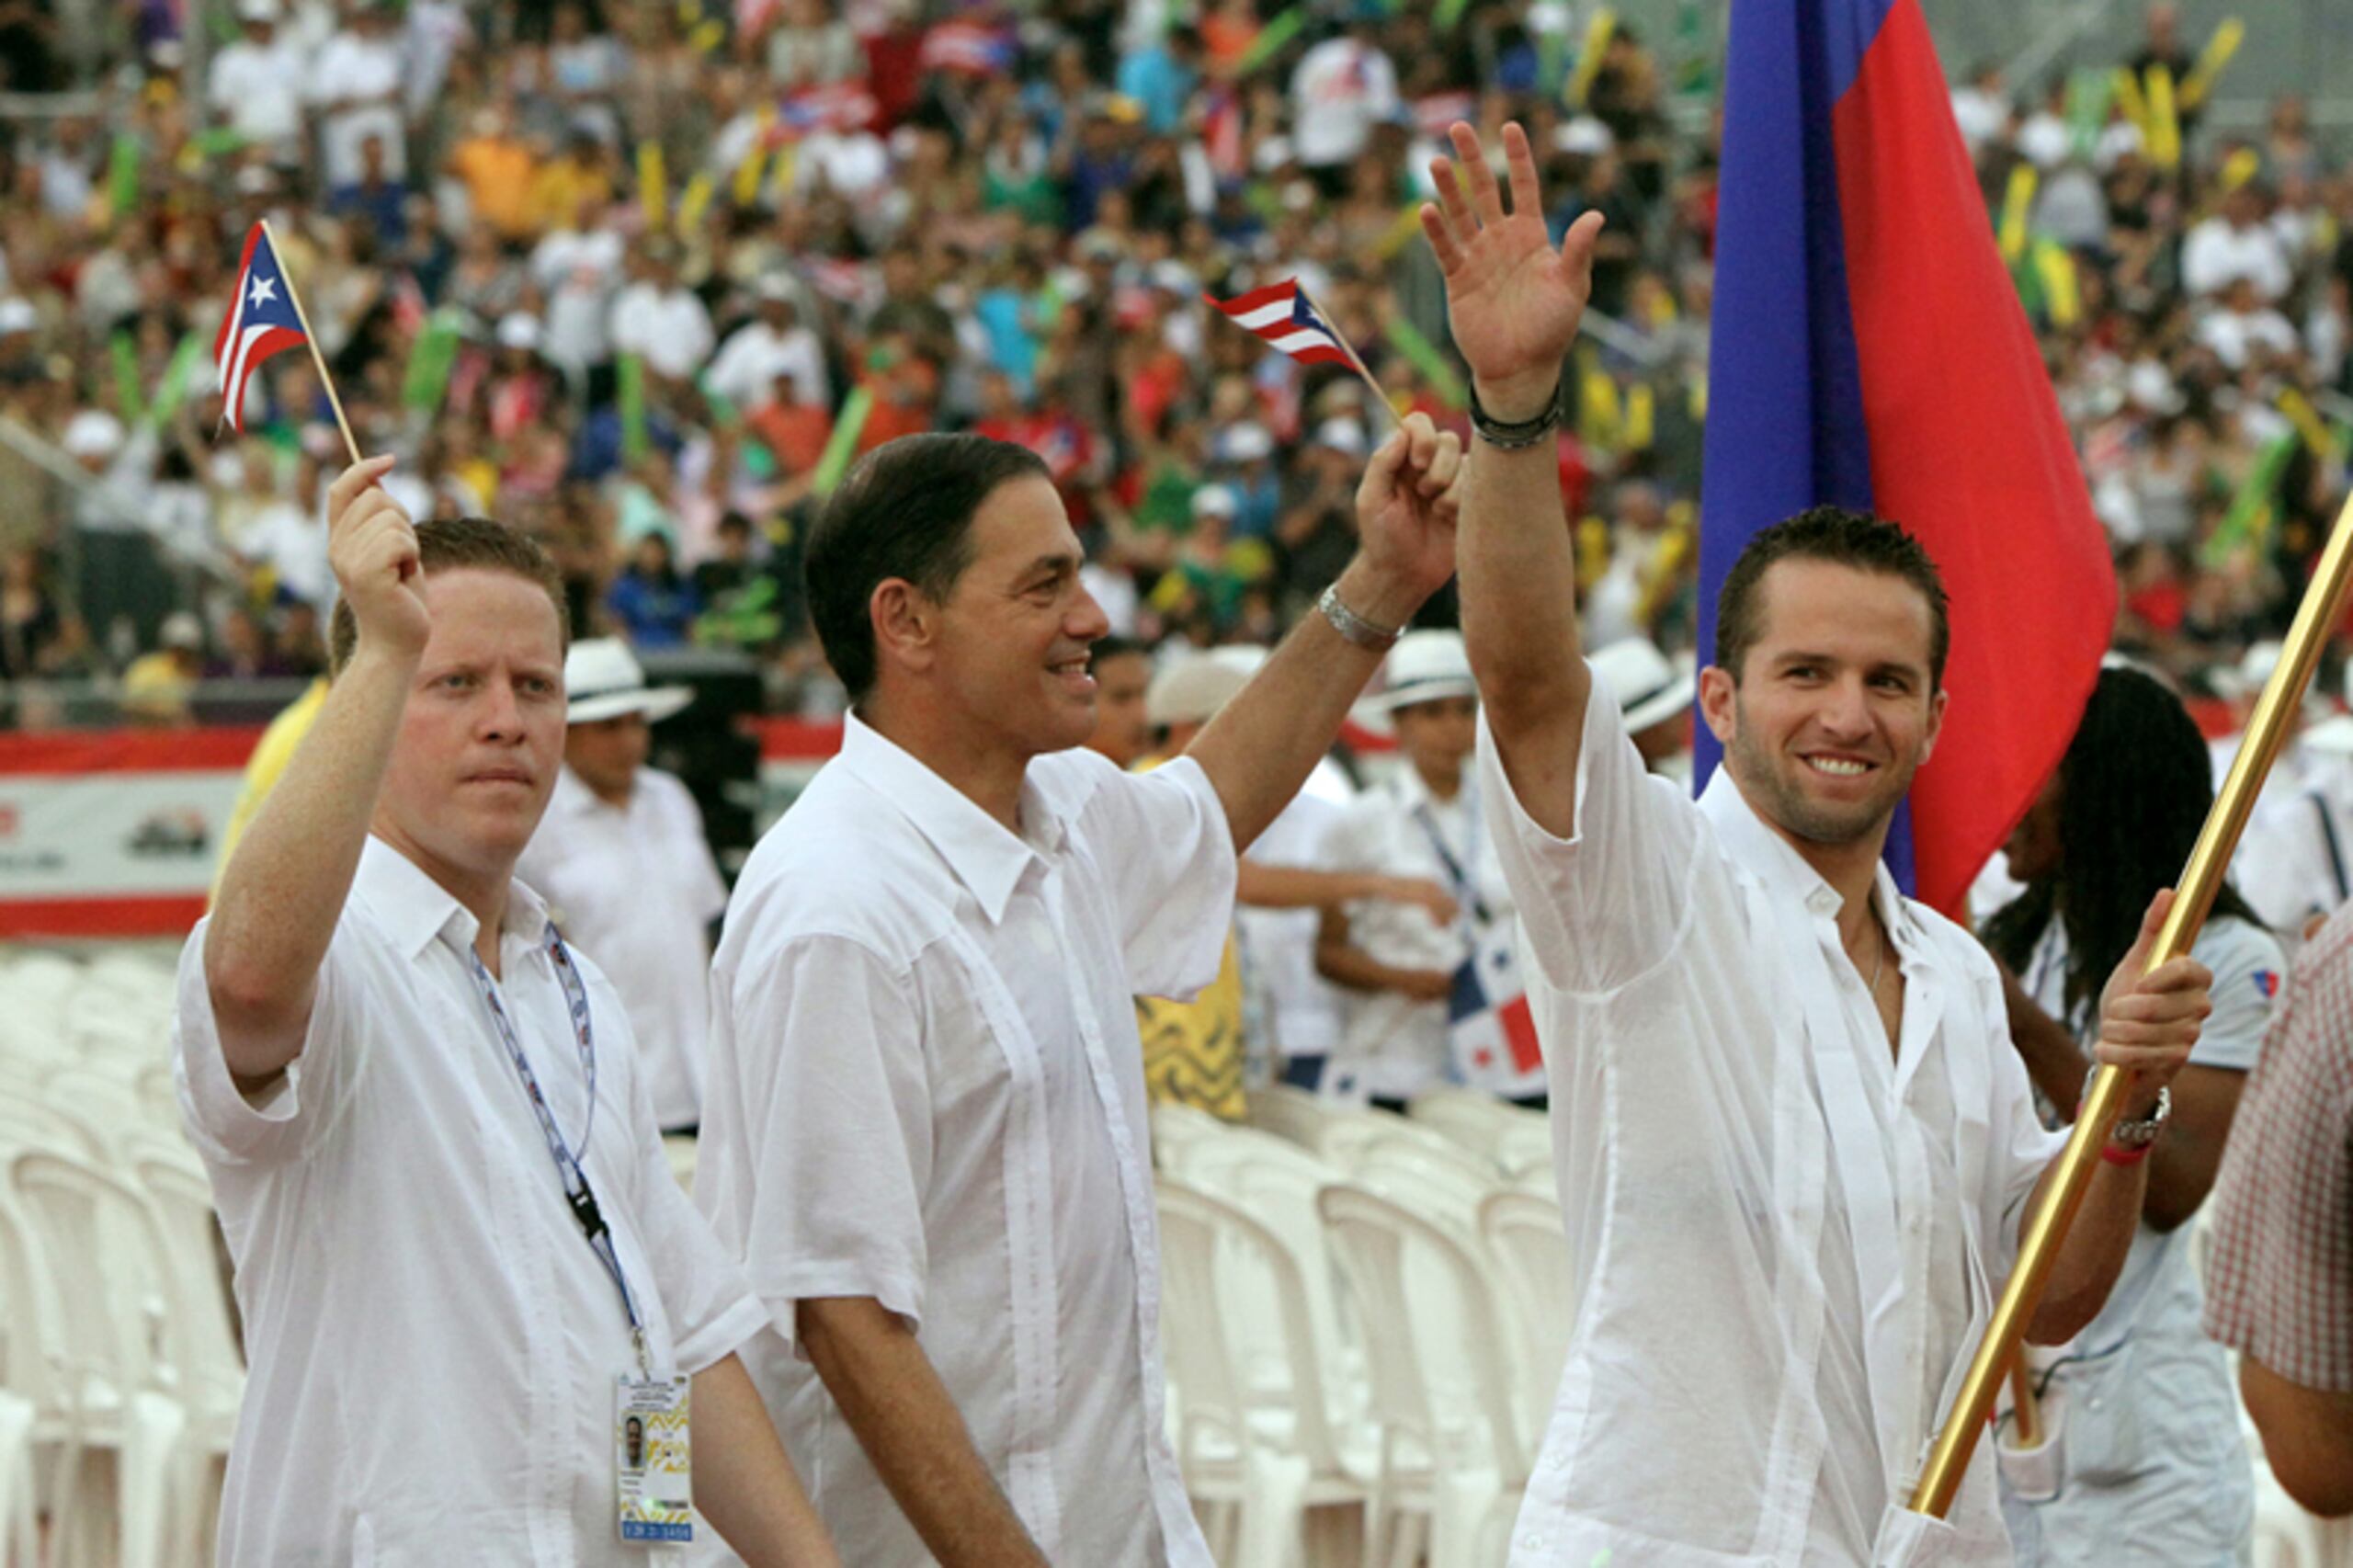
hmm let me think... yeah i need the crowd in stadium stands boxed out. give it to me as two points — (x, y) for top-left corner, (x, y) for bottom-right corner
(0, 1), (2347, 730)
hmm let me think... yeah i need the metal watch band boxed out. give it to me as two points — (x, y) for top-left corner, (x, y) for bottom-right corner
(1316, 583), (1402, 652)
(2100, 1080), (2172, 1148)
(1469, 377), (1563, 449)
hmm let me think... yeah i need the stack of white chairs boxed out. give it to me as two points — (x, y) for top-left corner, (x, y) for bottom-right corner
(1160, 1087), (1579, 1564)
(0, 944), (241, 1567)
(1316, 1184), (1530, 1567)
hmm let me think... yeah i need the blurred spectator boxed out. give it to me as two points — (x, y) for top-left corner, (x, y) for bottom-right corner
(119, 609), (206, 724)
(606, 529), (698, 648)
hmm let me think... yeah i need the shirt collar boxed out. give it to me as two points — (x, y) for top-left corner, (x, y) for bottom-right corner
(353, 834), (551, 964)
(1696, 765), (1921, 949)
(834, 712), (1059, 925)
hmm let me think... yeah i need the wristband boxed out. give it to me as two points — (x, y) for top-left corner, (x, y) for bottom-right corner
(2100, 1141), (2152, 1167)
(1468, 377), (1563, 449)
(1316, 583), (1403, 652)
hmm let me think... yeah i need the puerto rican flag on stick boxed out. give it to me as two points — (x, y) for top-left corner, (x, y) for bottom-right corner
(1206, 278), (1400, 425)
(214, 221), (358, 460)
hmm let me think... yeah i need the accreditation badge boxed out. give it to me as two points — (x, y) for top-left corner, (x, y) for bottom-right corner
(615, 1373), (693, 1544)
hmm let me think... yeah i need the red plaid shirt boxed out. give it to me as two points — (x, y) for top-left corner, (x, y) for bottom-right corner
(2203, 902), (2353, 1392)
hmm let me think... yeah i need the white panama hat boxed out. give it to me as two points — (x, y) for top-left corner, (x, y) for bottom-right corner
(1353, 630), (1477, 736)
(1590, 636), (1696, 732)
(563, 638), (693, 725)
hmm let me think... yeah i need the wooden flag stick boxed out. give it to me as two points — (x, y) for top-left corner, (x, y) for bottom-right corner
(1302, 283), (1402, 430)
(1908, 482), (2353, 1518)
(259, 219), (361, 465)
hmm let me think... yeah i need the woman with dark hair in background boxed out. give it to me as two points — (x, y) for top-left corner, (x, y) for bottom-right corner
(1983, 663), (2282, 1563)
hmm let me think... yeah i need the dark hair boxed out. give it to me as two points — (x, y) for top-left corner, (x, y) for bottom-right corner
(1714, 506), (1951, 687)
(1090, 634), (1147, 671)
(1982, 665), (2263, 1027)
(328, 516), (569, 674)
(803, 433), (1050, 702)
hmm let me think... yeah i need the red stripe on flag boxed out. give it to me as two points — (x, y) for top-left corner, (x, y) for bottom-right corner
(1501, 995), (1543, 1075)
(1207, 281), (1301, 317)
(224, 325), (307, 433)
(1832, 0), (2115, 914)
(1283, 344), (1354, 368)
(214, 223), (261, 367)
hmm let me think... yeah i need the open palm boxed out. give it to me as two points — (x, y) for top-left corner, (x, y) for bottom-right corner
(1420, 121), (1606, 403)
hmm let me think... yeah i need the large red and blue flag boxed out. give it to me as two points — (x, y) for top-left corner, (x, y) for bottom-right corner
(212, 222), (309, 435)
(1695, 0), (2116, 915)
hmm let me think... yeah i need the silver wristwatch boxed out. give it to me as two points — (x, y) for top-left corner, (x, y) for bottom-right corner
(2105, 1084), (2172, 1148)
(1316, 584), (1402, 652)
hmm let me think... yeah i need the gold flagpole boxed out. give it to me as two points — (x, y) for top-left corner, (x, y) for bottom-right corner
(258, 218), (362, 465)
(1910, 483), (2353, 1517)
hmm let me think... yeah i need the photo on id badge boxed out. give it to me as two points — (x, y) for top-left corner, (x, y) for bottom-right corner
(616, 1374), (693, 1543)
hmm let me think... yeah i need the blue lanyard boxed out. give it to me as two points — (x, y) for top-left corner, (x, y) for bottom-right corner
(1411, 784), (1491, 926)
(465, 926), (649, 1374)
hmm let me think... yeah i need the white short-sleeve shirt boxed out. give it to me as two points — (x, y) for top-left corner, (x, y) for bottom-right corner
(519, 766), (730, 1132)
(695, 716), (1235, 1566)
(173, 836), (766, 1566)
(1480, 676), (2063, 1566)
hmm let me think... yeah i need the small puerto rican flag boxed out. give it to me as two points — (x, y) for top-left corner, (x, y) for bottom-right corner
(212, 223), (309, 434)
(1448, 930), (1545, 1096)
(1204, 278), (1354, 369)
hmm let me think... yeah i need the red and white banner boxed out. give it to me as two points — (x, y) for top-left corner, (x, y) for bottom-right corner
(0, 729), (263, 937)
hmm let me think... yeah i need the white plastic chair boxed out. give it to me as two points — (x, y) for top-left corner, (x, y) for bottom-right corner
(1188, 1138), (1371, 1438)
(1477, 1189), (1574, 1449)
(1157, 1178), (1313, 1568)
(1247, 1083), (1350, 1151)
(1492, 1119), (1553, 1179)
(1318, 1184), (1530, 1568)
(0, 1194), (58, 1568)
(127, 1143), (242, 1561)
(1405, 1086), (1527, 1152)
(1151, 1099), (1233, 1171)
(11, 1148), (189, 1568)
(1352, 1134), (1501, 1226)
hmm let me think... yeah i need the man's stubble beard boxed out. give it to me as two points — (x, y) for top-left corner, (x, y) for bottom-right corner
(1723, 701), (1920, 847)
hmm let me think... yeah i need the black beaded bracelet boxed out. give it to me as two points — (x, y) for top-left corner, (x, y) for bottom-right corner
(1468, 377), (1564, 449)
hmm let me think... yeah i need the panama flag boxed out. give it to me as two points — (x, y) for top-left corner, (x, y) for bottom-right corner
(1205, 280), (1354, 369)
(1448, 930), (1544, 1096)
(1696, 0), (2116, 915)
(213, 223), (309, 435)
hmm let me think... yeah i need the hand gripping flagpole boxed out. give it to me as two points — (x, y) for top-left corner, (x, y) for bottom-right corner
(1909, 483), (2353, 1519)
(258, 218), (363, 465)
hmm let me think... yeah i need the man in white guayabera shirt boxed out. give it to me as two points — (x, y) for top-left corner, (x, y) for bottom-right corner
(1418, 121), (2214, 1565)
(178, 460), (835, 1565)
(694, 422), (1465, 1565)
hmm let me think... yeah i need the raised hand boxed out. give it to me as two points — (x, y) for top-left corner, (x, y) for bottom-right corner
(1354, 412), (1464, 605)
(1419, 121), (1607, 418)
(326, 455), (430, 663)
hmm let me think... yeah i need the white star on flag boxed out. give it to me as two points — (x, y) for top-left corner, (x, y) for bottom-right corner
(248, 277), (278, 308)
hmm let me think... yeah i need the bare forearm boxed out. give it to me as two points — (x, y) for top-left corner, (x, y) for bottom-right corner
(1314, 940), (1440, 997)
(203, 647), (412, 1076)
(797, 1299), (1047, 1567)
(2022, 1150), (2147, 1344)
(691, 1353), (838, 1567)
(2241, 1357), (2353, 1517)
(1186, 556), (1418, 852)
(1239, 861), (1406, 910)
(1458, 387), (1587, 725)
